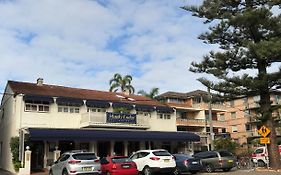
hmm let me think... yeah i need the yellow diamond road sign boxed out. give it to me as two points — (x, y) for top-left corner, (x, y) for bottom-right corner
(258, 125), (271, 137)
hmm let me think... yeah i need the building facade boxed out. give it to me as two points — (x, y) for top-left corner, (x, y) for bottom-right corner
(0, 79), (199, 173)
(157, 90), (228, 151)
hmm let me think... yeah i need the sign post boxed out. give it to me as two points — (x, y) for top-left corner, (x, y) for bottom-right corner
(258, 125), (271, 169)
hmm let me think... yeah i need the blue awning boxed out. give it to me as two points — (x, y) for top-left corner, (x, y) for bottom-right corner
(28, 128), (200, 142)
(156, 106), (174, 113)
(135, 104), (155, 112)
(112, 102), (134, 110)
(86, 100), (110, 108)
(23, 95), (54, 104)
(56, 97), (84, 106)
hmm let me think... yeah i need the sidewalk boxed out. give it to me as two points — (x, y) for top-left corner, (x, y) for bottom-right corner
(0, 168), (15, 175)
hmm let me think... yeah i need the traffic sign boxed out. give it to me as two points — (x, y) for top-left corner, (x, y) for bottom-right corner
(258, 125), (271, 137)
(260, 137), (270, 144)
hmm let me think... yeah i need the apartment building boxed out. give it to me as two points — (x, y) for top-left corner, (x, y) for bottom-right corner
(157, 90), (228, 151)
(0, 79), (200, 173)
(225, 92), (281, 145)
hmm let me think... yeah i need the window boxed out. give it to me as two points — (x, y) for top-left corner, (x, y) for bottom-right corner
(157, 113), (171, 120)
(232, 126), (238, 133)
(253, 95), (260, 102)
(220, 114), (225, 121)
(87, 108), (106, 113)
(229, 100), (234, 107)
(245, 124), (251, 131)
(137, 111), (151, 117)
(231, 112), (236, 119)
(25, 103), (50, 112)
(58, 106), (79, 113)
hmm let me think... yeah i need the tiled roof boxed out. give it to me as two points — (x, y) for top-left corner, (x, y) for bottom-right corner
(157, 90), (208, 99)
(7, 80), (166, 107)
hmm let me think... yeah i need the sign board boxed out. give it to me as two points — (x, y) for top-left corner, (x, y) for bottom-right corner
(260, 137), (270, 144)
(258, 125), (271, 137)
(106, 112), (137, 124)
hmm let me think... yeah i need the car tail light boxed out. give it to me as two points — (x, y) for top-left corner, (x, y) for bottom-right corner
(70, 170), (77, 173)
(252, 153), (256, 157)
(94, 159), (100, 163)
(132, 162), (137, 168)
(150, 157), (160, 161)
(68, 160), (81, 164)
(184, 160), (189, 166)
(172, 156), (176, 160)
(261, 154), (265, 157)
(112, 164), (117, 169)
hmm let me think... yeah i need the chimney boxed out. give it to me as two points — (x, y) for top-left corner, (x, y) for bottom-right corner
(36, 78), (44, 86)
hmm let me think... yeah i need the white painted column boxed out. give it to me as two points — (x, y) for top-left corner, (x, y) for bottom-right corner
(18, 146), (32, 175)
(124, 141), (128, 156)
(54, 146), (61, 162)
(110, 141), (115, 156)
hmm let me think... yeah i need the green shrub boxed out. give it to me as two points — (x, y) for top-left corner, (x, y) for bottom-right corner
(10, 137), (21, 172)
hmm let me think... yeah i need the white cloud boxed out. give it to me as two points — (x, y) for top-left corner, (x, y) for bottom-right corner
(0, 0), (210, 96)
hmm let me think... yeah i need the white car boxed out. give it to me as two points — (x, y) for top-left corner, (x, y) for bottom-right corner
(251, 145), (281, 167)
(129, 149), (176, 175)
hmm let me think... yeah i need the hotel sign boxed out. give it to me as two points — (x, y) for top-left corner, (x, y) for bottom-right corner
(106, 112), (136, 124)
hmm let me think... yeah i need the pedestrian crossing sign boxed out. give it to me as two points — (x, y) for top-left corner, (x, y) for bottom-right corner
(258, 125), (271, 137)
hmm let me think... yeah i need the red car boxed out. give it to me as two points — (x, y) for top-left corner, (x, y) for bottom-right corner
(100, 156), (138, 175)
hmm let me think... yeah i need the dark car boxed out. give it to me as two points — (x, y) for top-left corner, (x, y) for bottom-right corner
(173, 154), (202, 174)
(193, 150), (236, 173)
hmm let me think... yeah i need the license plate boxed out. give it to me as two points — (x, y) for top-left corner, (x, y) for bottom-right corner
(192, 161), (198, 164)
(164, 159), (170, 163)
(228, 160), (233, 163)
(82, 167), (92, 171)
(122, 165), (130, 168)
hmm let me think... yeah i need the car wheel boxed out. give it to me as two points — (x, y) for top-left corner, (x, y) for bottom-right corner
(62, 169), (69, 175)
(223, 168), (231, 172)
(173, 167), (180, 175)
(257, 160), (266, 167)
(205, 164), (213, 173)
(143, 166), (152, 175)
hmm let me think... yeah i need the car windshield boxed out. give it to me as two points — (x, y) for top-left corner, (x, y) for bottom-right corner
(254, 148), (264, 154)
(72, 153), (97, 160)
(153, 151), (171, 156)
(112, 157), (133, 163)
(219, 151), (233, 157)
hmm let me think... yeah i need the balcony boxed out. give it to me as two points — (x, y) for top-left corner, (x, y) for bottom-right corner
(80, 112), (149, 129)
(192, 103), (227, 111)
(176, 118), (225, 128)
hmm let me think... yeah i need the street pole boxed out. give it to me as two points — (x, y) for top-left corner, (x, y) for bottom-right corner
(208, 87), (214, 150)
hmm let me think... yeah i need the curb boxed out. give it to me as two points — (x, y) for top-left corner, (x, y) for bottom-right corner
(255, 167), (281, 172)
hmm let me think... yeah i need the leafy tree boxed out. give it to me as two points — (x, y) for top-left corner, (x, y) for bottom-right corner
(109, 73), (135, 94)
(183, 0), (281, 169)
(137, 87), (159, 99)
(214, 138), (238, 153)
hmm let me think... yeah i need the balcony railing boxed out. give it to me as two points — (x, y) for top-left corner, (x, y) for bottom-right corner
(80, 112), (149, 129)
(177, 118), (225, 128)
(192, 103), (227, 111)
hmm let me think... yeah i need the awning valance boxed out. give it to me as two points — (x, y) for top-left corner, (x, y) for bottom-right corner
(112, 102), (134, 110)
(86, 100), (110, 108)
(156, 106), (174, 113)
(135, 104), (155, 112)
(23, 95), (54, 104)
(56, 97), (84, 106)
(28, 128), (200, 142)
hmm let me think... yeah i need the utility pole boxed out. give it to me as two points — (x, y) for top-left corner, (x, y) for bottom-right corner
(208, 87), (214, 150)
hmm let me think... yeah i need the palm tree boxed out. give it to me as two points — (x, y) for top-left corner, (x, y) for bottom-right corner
(109, 73), (135, 94)
(137, 88), (159, 99)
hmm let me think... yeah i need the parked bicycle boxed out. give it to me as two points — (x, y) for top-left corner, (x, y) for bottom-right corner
(236, 156), (256, 170)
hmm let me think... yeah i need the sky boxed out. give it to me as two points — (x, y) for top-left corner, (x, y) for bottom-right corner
(0, 0), (216, 96)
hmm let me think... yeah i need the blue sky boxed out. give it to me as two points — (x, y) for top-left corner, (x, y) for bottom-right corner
(0, 0), (215, 95)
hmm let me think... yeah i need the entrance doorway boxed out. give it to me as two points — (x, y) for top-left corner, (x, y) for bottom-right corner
(30, 141), (44, 171)
(114, 142), (124, 156)
(59, 141), (75, 153)
(97, 141), (110, 158)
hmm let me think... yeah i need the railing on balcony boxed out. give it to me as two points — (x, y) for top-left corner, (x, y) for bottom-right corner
(80, 112), (149, 129)
(191, 103), (226, 111)
(177, 118), (225, 128)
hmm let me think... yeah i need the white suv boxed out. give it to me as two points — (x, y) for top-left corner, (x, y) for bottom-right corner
(129, 149), (176, 175)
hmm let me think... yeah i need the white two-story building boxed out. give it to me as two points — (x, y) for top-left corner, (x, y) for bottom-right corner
(0, 79), (200, 173)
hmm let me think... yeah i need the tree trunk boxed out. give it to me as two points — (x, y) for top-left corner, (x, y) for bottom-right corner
(267, 118), (281, 169)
